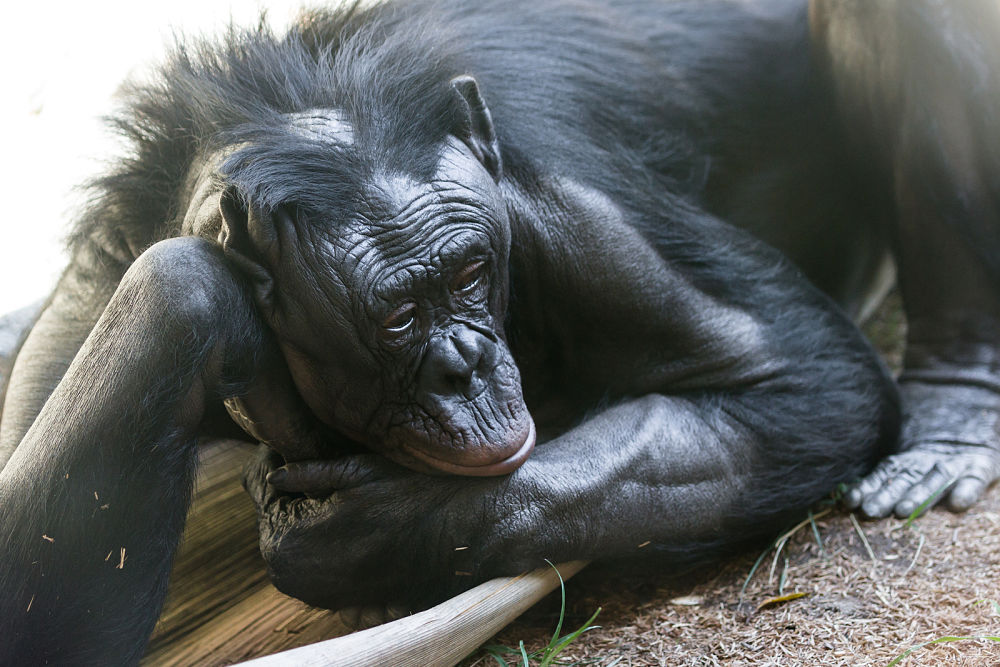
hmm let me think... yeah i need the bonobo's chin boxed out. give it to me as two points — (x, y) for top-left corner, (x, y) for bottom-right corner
(395, 417), (536, 477)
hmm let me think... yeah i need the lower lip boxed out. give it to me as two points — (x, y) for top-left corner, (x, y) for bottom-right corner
(405, 418), (537, 477)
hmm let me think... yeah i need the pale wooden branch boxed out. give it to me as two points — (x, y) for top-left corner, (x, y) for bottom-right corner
(237, 560), (590, 667)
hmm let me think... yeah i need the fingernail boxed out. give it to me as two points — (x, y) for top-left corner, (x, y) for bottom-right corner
(267, 468), (287, 485)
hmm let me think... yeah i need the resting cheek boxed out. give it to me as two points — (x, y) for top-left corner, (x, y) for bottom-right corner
(279, 345), (381, 439)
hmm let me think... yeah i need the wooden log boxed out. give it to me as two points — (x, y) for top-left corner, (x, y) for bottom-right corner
(237, 560), (590, 667)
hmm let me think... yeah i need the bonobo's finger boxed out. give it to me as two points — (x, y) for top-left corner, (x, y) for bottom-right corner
(243, 445), (285, 506)
(946, 476), (989, 512)
(266, 455), (397, 495)
(842, 486), (864, 510)
(892, 465), (955, 519)
(339, 605), (409, 630)
(843, 462), (894, 510)
(243, 445), (328, 528)
(861, 466), (926, 519)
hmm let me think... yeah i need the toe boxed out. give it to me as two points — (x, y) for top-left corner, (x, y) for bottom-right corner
(946, 476), (988, 512)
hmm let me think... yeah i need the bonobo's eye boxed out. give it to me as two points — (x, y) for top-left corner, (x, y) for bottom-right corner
(451, 260), (487, 298)
(382, 302), (418, 336)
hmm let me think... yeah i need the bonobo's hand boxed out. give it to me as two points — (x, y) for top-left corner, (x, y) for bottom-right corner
(242, 445), (499, 615)
(845, 381), (1000, 518)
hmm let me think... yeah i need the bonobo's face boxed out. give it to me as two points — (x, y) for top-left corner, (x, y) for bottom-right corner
(264, 139), (535, 476)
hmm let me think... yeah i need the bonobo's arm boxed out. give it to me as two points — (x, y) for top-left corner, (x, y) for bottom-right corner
(243, 180), (899, 614)
(0, 238), (263, 665)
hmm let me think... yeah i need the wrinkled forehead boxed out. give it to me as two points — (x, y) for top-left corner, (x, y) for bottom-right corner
(336, 144), (501, 260)
(286, 109), (355, 145)
(336, 163), (500, 296)
(274, 111), (502, 297)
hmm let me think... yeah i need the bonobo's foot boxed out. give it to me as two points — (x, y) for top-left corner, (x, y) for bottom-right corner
(845, 381), (1000, 518)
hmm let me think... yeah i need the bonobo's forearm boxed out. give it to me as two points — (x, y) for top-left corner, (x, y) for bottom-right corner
(0, 238), (261, 666)
(477, 389), (882, 575)
(476, 396), (744, 571)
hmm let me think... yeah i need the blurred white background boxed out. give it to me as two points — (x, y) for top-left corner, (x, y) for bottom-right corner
(0, 1), (308, 313)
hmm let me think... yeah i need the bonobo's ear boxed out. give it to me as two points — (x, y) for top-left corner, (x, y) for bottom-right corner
(218, 185), (276, 308)
(450, 75), (502, 181)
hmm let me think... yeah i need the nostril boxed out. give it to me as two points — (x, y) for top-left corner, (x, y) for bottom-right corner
(418, 328), (494, 397)
(418, 335), (473, 394)
(451, 330), (484, 376)
(443, 336), (476, 385)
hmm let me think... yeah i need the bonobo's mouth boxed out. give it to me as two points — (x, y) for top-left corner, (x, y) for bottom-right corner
(402, 418), (536, 476)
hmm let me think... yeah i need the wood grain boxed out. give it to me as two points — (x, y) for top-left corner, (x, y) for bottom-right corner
(142, 440), (351, 666)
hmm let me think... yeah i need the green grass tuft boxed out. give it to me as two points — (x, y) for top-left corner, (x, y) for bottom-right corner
(483, 561), (608, 666)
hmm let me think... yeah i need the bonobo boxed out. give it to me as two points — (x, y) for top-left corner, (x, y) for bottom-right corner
(2, 0), (999, 663)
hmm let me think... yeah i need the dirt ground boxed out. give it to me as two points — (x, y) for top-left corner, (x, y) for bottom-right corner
(460, 295), (1000, 667)
(460, 492), (1000, 666)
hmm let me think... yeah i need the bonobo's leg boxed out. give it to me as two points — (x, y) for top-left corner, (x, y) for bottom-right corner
(0, 300), (46, 421)
(0, 259), (122, 467)
(813, 0), (1000, 516)
(0, 237), (262, 665)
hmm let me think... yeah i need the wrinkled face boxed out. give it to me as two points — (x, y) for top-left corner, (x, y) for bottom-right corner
(260, 139), (534, 476)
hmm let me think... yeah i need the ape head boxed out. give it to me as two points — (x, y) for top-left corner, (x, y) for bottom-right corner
(214, 76), (535, 476)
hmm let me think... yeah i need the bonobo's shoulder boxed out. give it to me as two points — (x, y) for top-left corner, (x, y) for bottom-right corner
(502, 174), (649, 258)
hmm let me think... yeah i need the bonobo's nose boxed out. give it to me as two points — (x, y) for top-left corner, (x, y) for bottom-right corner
(418, 326), (496, 397)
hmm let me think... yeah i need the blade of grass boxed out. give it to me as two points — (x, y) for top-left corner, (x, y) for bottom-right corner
(542, 607), (603, 665)
(903, 478), (957, 527)
(483, 647), (511, 667)
(769, 509), (833, 584)
(543, 560), (567, 654)
(740, 541), (775, 600)
(481, 560), (602, 666)
(887, 635), (1000, 666)
(808, 509), (827, 559)
(973, 599), (1000, 616)
(519, 640), (530, 665)
(849, 513), (878, 563)
(902, 532), (924, 576)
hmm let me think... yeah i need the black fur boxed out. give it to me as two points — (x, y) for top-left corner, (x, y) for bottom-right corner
(3, 0), (1000, 663)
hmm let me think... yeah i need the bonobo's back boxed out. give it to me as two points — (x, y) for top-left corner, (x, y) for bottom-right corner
(70, 0), (808, 259)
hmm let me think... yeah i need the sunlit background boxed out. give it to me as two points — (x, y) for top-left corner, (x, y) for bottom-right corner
(0, 1), (308, 314)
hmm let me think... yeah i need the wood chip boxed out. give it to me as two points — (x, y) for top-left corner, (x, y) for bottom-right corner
(669, 595), (704, 606)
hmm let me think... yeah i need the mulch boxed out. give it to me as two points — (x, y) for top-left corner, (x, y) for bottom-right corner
(460, 491), (1000, 666)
